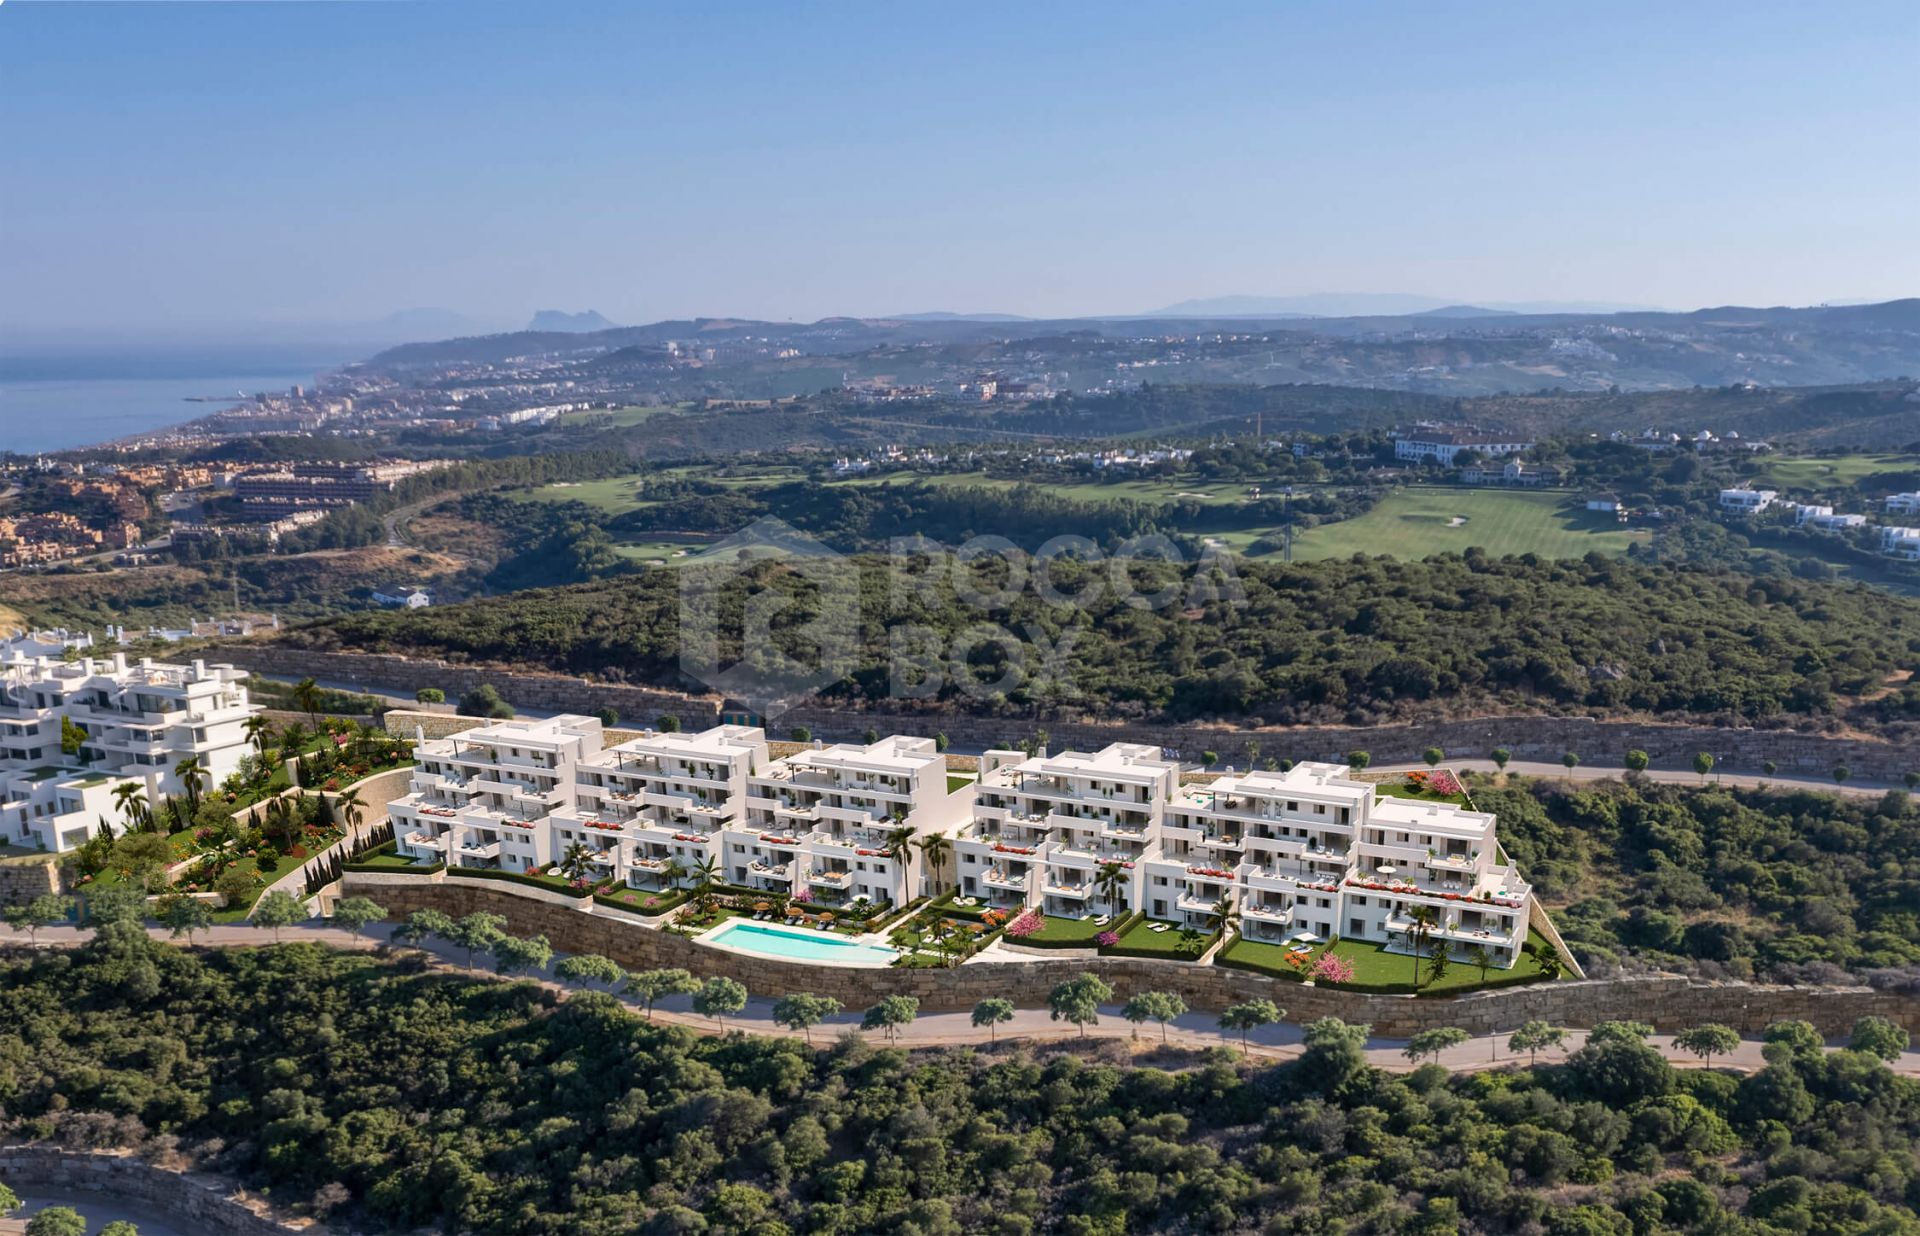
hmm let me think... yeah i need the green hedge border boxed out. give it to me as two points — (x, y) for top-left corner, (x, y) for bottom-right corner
(1212, 939), (1554, 997)
(1006, 909), (1146, 949)
(592, 886), (689, 916)
(342, 840), (444, 876)
(444, 866), (600, 897)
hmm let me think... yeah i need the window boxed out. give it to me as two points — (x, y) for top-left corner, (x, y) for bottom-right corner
(1350, 918), (1364, 935)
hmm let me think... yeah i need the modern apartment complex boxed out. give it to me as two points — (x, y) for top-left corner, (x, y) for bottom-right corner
(0, 650), (259, 852)
(740, 735), (970, 906)
(957, 751), (1534, 969)
(956, 743), (1179, 917)
(391, 719), (968, 907)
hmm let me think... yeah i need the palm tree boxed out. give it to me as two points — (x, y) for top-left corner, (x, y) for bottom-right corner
(244, 714), (274, 758)
(1407, 904), (1439, 988)
(915, 831), (954, 895)
(1094, 861), (1128, 916)
(336, 787), (366, 832)
(173, 756), (209, 820)
(883, 825), (915, 864)
(1207, 893), (1238, 943)
(559, 841), (594, 883)
(112, 781), (148, 835)
(293, 677), (323, 729)
(661, 857), (689, 892)
(692, 856), (721, 906)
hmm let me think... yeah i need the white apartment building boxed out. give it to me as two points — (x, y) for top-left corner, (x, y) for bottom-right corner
(1806, 511), (1868, 533)
(0, 650), (259, 852)
(739, 735), (969, 906)
(1886, 493), (1920, 516)
(391, 714), (603, 873)
(1144, 762), (1531, 967)
(564, 724), (767, 892)
(1393, 429), (1534, 466)
(1719, 487), (1778, 513)
(956, 743), (1179, 917)
(1881, 526), (1920, 560)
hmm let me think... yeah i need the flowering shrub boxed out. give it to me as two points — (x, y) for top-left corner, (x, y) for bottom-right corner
(1005, 909), (1043, 938)
(1095, 930), (1120, 948)
(981, 909), (1006, 927)
(1427, 770), (1463, 796)
(792, 887), (814, 903)
(1310, 953), (1355, 985)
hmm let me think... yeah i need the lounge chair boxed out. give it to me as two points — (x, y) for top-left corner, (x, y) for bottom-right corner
(1149, 922), (1170, 933)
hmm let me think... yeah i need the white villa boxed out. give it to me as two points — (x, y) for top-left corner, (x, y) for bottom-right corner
(0, 650), (259, 852)
(571, 724), (767, 893)
(1719, 487), (1778, 513)
(1886, 493), (1920, 516)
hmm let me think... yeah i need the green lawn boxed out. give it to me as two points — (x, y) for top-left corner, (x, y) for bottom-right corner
(1107, 917), (1211, 958)
(946, 773), (975, 793)
(593, 885), (686, 915)
(560, 404), (684, 429)
(1015, 913), (1118, 946)
(1219, 928), (1562, 995)
(1753, 453), (1917, 489)
(1372, 782), (1471, 807)
(1287, 487), (1650, 562)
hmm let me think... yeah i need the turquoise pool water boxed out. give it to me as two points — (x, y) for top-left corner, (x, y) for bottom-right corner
(705, 920), (900, 966)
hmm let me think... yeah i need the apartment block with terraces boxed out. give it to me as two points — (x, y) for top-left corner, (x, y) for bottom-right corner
(561, 724), (767, 892)
(1146, 761), (1531, 968)
(0, 649), (259, 853)
(389, 714), (601, 872)
(737, 735), (968, 906)
(955, 743), (1179, 917)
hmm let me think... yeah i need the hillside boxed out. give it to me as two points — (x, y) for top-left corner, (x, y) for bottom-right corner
(280, 554), (1920, 731)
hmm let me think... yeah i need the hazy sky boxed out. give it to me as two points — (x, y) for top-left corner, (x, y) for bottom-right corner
(3, 0), (1915, 333)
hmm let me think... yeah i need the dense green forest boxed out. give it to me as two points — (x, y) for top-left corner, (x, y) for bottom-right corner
(3, 929), (1918, 1234)
(285, 553), (1920, 728)
(1487, 777), (1920, 981)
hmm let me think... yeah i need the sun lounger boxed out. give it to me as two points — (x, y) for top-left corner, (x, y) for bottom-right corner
(1149, 922), (1170, 933)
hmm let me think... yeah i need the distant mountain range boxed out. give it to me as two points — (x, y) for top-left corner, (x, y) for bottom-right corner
(1149, 293), (1664, 318)
(528, 309), (622, 333)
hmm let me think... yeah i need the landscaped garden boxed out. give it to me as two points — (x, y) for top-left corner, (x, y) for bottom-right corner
(889, 896), (1009, 966)
(1103, 915), (1215, 958)
(1218, 927), (1564, 995)
(1371, 767), (1471, 806)
(66, 715), (411, 920)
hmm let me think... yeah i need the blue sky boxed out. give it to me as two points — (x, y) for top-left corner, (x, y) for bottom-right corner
(2, 0), (1915, 332)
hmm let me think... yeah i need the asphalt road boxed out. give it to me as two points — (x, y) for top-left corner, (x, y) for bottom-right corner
(6, 923), (1915, 1078)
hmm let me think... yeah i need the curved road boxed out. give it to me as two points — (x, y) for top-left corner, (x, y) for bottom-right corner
(5, 922), (1915, 1078)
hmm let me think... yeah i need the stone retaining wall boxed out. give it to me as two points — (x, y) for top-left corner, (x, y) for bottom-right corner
(346, 874), (1920, 1040)
(0, 1147), (319, 1235)
(0, 858), (64, 904)
(221, 645), (1920, 781)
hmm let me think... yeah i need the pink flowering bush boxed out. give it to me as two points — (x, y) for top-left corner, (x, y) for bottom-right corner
(792, 887), (814, 904)
(1095, 930), (1120, 948)
(1427, 770), (1463, 796)
(1309, 953), (1355, 985)
(1005, 909), (1043, 938)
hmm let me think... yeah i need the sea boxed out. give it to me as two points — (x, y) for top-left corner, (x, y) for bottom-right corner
(0, 343), (365, 453)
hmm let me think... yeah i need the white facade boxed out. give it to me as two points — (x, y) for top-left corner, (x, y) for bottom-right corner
(1881, 526), (1920, 560)
(1393, 432), (1534, 465)
(0, 651), (259, 852)
(1886, 493), (1920, 516)
(1719, 488), (1778, 513)
(389, 722), (966, 908)
(391, 714), (605, 873)
(957, 755), (1535, 970)
(740, 735), (970, 906)
(956, 743), (1179, 918)
(1806, 511), (1867, 533)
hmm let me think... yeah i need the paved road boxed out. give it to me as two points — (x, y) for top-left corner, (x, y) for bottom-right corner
(7, 922), (1916, 1077)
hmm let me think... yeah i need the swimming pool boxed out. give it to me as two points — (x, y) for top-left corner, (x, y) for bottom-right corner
(703, 920), (901, 966)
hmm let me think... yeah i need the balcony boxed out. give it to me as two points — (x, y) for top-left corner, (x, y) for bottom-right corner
(1426, 851), (1477, 872)
(981, 868), (1029, 891)
(456, 840), (502, 861)
(1043, 880), (1090, 899)
(748, 859), (795, 881)
(401, 831), (448, 852)
(808, 868), (854, 889)
(1242, 901), (1291, 922)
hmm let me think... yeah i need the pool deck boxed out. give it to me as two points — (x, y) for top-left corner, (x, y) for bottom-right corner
(698, 918), (901, 967)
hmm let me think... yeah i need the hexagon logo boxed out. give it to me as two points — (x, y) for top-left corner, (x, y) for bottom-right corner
(677, 517), (860, 718)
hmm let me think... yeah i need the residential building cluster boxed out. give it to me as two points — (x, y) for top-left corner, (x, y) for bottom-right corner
(955, 747), (1533, 968)
(388, 718), (970, 908)
(0, 649), (260, 853)
(0, 511), (142, 567)
(233, 460), (445, 516)
(1720, 487), (1920, 558)
(1391, 424), (1536, 465)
